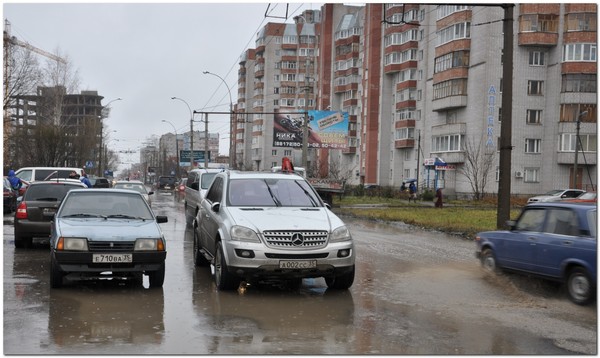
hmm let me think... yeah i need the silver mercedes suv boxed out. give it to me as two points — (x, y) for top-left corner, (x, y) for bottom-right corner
(192, 170), (355, 290)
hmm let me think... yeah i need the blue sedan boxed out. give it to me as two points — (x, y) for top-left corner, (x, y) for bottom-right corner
(475, 202), (597, 305)
(50, 189), (168, 288)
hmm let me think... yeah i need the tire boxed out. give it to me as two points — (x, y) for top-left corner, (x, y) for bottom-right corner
(148, 263), (165, 288)
(184, 202), (192, 227)
(50, 255), (64, 288)
(193, 228), (210, 267)
(214, 242), (239, 290)
(567, 267), (594, 305)
(480, 248), (500, 273)
(325, 265), (355, 289)
(14, 234), (32, 249)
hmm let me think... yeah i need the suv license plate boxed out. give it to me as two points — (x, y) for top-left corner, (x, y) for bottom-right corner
(279, 260), (317, 269)
(93, 254), (133, 263)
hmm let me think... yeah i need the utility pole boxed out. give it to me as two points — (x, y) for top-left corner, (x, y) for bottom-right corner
(204, 112), (209, 169)
(573, 110), (588, 188)
(496, 4), (514, 229)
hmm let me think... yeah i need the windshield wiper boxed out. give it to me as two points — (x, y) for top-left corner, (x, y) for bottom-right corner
(62, 213), (107, 219)
(264, 181), (282, 207)
(294, 181), (319, 207)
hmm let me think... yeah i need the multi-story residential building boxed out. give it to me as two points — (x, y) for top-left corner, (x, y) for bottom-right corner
(7, 86), (106, 174)
(158, 129), (220, 174)
(235, 4), (597, 198)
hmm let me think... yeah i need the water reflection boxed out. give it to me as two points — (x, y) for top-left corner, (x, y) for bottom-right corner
(48, 283), (165, 350)
(191, 268), (356, 354)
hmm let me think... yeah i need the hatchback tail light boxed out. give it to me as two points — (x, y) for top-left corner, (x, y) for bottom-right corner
(15, 202), (28, 219)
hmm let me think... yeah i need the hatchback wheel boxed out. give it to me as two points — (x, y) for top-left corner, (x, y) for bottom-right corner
(214, 242), (239, 290)
(567, 267), (594, 305)
(149, 263), (165, 288)
(50, 256), (64, 288)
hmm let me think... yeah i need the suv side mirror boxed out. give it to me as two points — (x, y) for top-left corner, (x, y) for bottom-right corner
(211, 202), (220, 213)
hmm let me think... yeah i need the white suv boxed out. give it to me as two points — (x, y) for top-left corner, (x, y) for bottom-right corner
(184, 168), (222, 226)
(192, 170), (355, 290)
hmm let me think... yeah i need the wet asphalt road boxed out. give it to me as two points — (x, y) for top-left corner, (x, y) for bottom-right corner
(3, 190), (597, 354)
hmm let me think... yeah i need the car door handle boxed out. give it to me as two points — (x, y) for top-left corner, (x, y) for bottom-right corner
(562, 240), (573, 246)
(527, 237), (537, 242)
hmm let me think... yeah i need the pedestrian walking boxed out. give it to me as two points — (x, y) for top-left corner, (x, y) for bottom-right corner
(435, 188), (443, 208)
(408, 182), (417, 203)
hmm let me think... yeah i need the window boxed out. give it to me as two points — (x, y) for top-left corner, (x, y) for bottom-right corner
(565, 13), (597, 32)
(525, 138), (541, 153)
(384, 29), (418, 47)
(562, 74), (596, 93)
(433, 79), (468, 99)
(272, 150), (277, 156)
(434, 51), (470, 73)
(529, 51), (545, 66)
(395, 127), (415, 140)
(284, 150), (292, 156)
(559, 134), (597, 152)
(520, 14), (558, 32)
(396, 88), (416, 102)
(271, 162), (278, 168)
(273, 87), (280, 94)
(527, 80), (544, 95)
(563, 43), (597, 62)
(523, 168), (540, 183)
(526, 110), (542, 124)
(431, 134), (464, 152)
(560, 104), (597, 122)
(437, 22), (470, 46)
(437, 5), (470, 19)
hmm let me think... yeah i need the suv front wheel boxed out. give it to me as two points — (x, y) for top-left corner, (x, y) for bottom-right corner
(214, 241), (240, 290)
(325, 265), (355, 289)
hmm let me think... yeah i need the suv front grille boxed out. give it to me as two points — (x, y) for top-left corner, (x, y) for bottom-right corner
(88, 241), (135, 252)
(262, 231), (328, 249)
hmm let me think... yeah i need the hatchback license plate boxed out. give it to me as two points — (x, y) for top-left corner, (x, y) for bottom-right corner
(93, 253), (132, 263)
(279, 260), (317, 269)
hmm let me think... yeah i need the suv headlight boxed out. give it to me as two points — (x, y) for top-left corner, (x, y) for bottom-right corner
(231, 226), (260, 242)
(330, 226), (352, 242)
(135, 238), (166, 251)
(59, 237), (89, 251)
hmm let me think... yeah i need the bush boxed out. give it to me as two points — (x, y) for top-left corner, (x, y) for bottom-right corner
(421, 189), (434, 201)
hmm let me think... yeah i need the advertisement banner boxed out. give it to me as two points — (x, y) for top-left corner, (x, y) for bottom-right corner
(273, 110), (349, 149)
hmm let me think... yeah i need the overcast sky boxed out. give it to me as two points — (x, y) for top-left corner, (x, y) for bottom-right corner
(3, 1), (324, 169)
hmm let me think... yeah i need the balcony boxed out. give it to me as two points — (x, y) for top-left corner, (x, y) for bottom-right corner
(432, 95), (467, 111)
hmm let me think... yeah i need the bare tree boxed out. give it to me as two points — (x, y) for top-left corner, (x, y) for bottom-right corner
(458, 137), (497, 200)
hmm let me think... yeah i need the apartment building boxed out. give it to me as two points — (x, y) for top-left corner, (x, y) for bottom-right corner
(236, 4), (597, 197)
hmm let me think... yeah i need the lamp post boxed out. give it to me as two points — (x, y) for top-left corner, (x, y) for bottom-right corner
(573, 110), (588, 189)
(161, 119), (180, 178)
(99, 97), (122, 176)
(203, 71), (234, 169)
(171, 97), (194, 170)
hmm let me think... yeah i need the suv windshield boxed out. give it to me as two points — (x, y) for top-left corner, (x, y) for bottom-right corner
(227, 178), (320, 207)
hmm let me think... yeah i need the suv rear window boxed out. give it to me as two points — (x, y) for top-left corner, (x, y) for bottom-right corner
(34, 170), (76, 181)
(24, 184), (82, 202)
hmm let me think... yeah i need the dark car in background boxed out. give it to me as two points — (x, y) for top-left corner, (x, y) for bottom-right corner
(156, 176), (177, 194)
(89, 176), (111, 188)
(475, 202), (597, 305)
(3, 177), (18, 213)
(14, 180), (87, 248)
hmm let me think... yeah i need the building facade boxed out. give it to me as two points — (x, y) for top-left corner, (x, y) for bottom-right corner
(235, 4), (596, 197)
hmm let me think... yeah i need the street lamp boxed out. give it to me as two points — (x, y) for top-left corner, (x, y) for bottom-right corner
(203, 71), (234, 169)
(161, 119), (180, 178)
(99, 97), (122, 176)
(573, 110), (588, 189)
(171, 97), (194, 170)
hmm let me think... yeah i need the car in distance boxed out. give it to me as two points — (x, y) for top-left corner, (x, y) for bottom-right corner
(527, 189), (586, 204)
(176, 178), (187, 192)
(475, 202), (597, 305)
(3, 177), (18, 213)
(89, 176), (111, 188)
(112, 180), (154, 207)
(49, 189), (168, 288)
(184, 168), (222, 226)
(193, 170), (355, 290)
(156, 176), (177, 194)
(14, 180), (87, 248)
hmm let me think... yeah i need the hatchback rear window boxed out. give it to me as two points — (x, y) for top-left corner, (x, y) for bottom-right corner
(24, 184), (82, 201)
